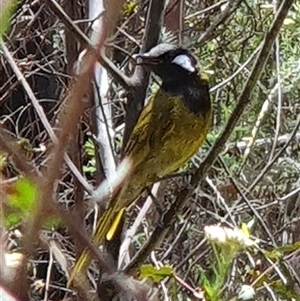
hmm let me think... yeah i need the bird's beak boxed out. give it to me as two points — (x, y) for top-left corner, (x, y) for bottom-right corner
(132, 53), (160, 65)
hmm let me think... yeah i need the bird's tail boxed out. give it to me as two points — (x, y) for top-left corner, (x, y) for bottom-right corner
(106, 207), (125, 241)
(68, 205), (122, 287)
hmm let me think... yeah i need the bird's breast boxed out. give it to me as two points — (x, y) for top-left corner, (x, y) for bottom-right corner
(154, 94), (211, 176)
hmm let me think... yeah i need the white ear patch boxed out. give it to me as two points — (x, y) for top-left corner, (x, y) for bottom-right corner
(172, 54), (195, 73)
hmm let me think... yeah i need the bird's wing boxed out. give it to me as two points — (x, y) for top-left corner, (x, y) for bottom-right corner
(124, 91), (172, 165)
(124, 100), (151, 153)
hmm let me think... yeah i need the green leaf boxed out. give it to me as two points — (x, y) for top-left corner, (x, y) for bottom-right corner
(273, 280), (300, 301)
(0, 0), (18, 40)
(140, 264), (174, 283)
(5, 178), (38, 227)
(83, 164), (97, 174)
(84, 139), (95, 157)
(265, 242), (300, 259)
(9, 178), (37, 210)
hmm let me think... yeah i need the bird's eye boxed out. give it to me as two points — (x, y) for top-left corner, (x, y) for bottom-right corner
(171, 54), (195, 73)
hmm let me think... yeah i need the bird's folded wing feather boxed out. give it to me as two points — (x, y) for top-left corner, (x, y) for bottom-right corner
(124, 93), (173, 164)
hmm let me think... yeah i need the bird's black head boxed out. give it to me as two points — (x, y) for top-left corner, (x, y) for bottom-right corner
(134, 44), (210, 116)
(134, 44), (199, 84)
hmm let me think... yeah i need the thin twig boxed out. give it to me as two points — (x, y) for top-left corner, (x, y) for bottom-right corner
(248, 116), (300, 192)
(184, 0), (228, 20)
(237, 82), (279, 174)
(119, 182), (161, 268)
(178, 0), (184, 46)
(269, 0), (282, 161)
(210, 45), (260, 93)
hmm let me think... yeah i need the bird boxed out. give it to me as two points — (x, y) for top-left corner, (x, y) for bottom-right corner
(71, 43), (212, 281)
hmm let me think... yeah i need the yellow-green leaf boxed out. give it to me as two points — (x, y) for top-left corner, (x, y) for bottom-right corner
(5, 178), (38, 227)
(140, 264), (174, 283)
(0, 0), (18, 40)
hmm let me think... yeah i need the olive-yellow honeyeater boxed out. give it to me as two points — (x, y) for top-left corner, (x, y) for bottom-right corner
(72, 44), (211, 280)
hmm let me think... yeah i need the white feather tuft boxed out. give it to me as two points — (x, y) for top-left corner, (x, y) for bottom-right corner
(172, 54), (195, 73)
